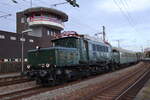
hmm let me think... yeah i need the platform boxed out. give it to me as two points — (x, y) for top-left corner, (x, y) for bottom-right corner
(134, 78), (150, 100)
(0, 73), (21, 79)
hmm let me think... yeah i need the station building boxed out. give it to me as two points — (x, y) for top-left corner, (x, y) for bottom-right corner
(0, 7), (68, 62)
(144, 48), (150, 58)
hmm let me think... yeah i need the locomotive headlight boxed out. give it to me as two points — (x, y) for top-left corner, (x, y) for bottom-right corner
(46, 64), (50, 68)
(27, 65), (31, 69)
(41, 64), (45, 68)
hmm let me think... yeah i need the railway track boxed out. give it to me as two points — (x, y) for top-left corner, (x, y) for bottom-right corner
(0, 72), (106, 100)
(115, 66), (150, 100)
(0, 65), (126, 100)
(0, 75), (30, 87)
(0, 78), (90, 100)
(0, 76), (22, 83)
(82, 63), (150, 100)
(0, 62), (147, 100)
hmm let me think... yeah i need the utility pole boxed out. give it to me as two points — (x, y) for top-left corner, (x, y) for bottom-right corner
(102, 26), (105, 41)
(21, 29), (32, 72)
(94, 26), (106, 42)
(116, 40), (120, 48)
(141, 46), (144, 53)
(30, 0), (32, 8)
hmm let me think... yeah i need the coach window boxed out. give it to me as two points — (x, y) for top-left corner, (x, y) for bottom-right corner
(0, 35), (5, 39)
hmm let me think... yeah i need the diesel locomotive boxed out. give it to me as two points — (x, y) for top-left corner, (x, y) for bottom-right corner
(25, 33), (140, 86)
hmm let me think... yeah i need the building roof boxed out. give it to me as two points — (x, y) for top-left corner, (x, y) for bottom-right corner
(22, 7), (68, 21)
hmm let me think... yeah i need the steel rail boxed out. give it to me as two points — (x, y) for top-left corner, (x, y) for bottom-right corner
(80, 64), (147, 100)
(115, 68), (150, 100)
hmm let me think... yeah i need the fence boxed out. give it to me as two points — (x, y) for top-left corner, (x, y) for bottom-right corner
(0, 62), (27, 74)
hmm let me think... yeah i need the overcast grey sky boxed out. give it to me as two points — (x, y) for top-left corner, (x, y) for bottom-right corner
(0, 0), (150, 51)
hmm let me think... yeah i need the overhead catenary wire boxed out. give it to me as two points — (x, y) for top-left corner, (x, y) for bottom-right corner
(112, 0), (138, 34)
(119, 0), (137, 27)
(0, 0), (100, 35)
(33, 0), (99, 34)
(0, 11), (9, 14)
(123, 0), (129, 8)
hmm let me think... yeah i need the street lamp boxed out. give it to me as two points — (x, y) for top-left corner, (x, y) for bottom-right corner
(21, 29), (32, 72)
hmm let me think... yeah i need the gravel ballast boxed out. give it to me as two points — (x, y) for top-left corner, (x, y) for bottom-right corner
(21, 62), (145, 100)
(0, 81), (36, 95)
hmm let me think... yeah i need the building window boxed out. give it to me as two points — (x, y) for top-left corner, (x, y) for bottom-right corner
(20, 38), (25, 41)
(4, 59), (8, 62)
(47, 30), (50, 36)
(29, 39), (34, 43)
(10, 36), (16, 40)
(47, 30), (53, 36)
(0, 35), (5, 39)
(21, 17), (25, 23)
(15, 58), (19, 62)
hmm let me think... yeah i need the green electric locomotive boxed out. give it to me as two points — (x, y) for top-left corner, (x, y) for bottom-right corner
(26, 34), (114, 85)
(25, 33), (139, 85)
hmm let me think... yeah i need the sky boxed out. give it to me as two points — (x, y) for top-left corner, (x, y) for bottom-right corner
(0, 0), (150, 51)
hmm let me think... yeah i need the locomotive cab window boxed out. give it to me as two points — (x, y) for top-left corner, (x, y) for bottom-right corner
(52, 37), (78, 48)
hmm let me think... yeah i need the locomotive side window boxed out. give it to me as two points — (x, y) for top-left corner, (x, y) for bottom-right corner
(92, 44), (109, 52)
(92, 44), (96, 51)
(105, 47), (109, 52)
(102, 46), (105, 52)
(97, 45), (100, 51)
